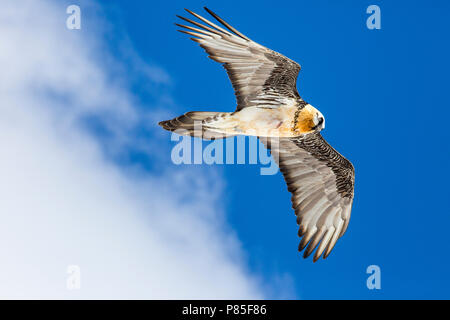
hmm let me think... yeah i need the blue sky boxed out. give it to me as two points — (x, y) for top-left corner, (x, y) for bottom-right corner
(104, 0), (450, 298)
(1, 0), (449, 299)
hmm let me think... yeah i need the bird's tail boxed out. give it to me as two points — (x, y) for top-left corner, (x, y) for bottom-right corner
(158, 111), (235, 140)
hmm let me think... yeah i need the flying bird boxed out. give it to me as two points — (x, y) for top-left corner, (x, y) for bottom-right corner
(159, 7), (355, 262)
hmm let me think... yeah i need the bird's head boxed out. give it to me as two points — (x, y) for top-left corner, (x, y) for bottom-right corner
(294, 104), (325, 134)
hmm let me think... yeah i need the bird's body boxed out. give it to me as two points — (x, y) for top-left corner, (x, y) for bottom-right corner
(159, 7), (355, 262)
(195, 103), (323, 138)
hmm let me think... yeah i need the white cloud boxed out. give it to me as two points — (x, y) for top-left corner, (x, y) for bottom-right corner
(0, 0), (264, 299)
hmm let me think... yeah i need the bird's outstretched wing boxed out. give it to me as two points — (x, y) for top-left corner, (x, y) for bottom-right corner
(177, 7), (301, 111)
(261, 133), (355, 262)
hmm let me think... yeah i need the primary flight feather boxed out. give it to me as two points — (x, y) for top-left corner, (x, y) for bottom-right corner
(159, 7), (355, 262)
